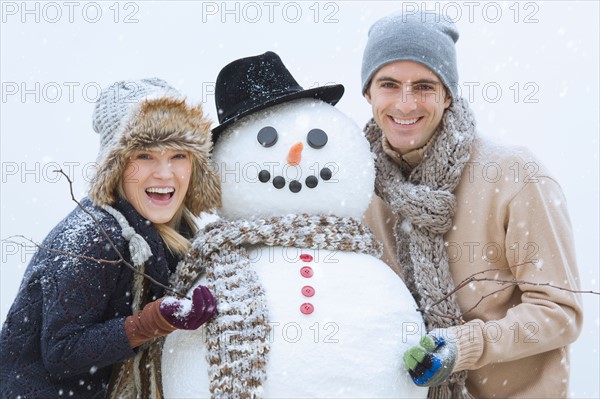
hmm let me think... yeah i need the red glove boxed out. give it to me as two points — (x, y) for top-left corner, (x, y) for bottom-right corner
(159, 286), (217, 330)
(124, 286), (216, 348)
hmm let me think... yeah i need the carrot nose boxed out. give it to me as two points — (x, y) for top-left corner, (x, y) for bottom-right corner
(287, 142), (303, 166)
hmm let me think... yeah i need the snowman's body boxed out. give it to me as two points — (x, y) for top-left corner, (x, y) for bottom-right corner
(162, 99), (427, 398)
(163, 247), (426, 398)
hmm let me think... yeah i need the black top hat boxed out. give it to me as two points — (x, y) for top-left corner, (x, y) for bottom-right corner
(212, 51), (344, 142)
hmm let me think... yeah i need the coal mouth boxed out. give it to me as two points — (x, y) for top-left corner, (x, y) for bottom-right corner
(258, 167), (333, 193)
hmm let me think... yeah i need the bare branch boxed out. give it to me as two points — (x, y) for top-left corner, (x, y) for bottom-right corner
(420, 262), (599, 322)
(423, 262), (534, 313)
(458, 284), (517, 317)
(472, 277), (600, 296)
(3, 235), (121, 265)
(423, 308), (465, 323)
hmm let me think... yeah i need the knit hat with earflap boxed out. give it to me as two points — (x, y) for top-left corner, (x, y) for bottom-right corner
(361, 10), (460, 99)
(89, 78), (221, 216)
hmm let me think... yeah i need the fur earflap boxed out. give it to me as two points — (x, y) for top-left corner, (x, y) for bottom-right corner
(89, 97), (221, 216)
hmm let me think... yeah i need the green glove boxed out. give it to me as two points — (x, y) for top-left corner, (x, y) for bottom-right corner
(403, 332), (457, 387)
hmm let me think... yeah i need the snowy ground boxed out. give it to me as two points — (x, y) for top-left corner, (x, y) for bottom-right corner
(1, 1), (598, 397)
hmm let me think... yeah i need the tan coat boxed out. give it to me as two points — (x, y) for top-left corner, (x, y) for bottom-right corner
(364, 135), (583, 398)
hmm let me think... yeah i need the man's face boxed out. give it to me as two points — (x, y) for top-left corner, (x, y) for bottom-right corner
(365, 61), (451, 155)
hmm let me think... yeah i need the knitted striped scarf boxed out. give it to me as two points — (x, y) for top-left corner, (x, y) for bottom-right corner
(169, 214), (382, 398)
(364, 97), (477, 399)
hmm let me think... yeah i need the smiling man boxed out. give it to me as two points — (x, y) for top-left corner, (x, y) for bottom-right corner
(361, 10), (583, 399)
(366, 60), (451, 158)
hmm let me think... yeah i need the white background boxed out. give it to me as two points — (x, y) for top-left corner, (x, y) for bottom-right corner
(1, 1), (598, 396)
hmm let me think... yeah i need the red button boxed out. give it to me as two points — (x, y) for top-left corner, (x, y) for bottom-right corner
(301, 285), (315, 297)
(300, 254), (313, 262)
(300, 303), (314, 315)
(300, 266), (313, 278)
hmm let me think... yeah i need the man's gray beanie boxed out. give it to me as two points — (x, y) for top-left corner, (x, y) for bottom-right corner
(361, 10), (460, 99)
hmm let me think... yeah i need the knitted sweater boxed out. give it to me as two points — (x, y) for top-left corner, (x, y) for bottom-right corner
(364, 135), (583, 398)
(0, 198), (178, 398)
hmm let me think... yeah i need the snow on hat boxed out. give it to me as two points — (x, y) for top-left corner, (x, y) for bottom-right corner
(361, 10), (460, 99)
(89, 78), (221, 216)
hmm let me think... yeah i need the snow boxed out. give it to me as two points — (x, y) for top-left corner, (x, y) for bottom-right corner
(163, 249), (427, 398)
(213, 99), (375, 220)
(1, 1), (598, 397)
(162, 296), (193, 318)
(163, 94), (425, 397)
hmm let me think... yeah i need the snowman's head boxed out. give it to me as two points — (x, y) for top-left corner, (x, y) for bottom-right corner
(213, 98), (374, 220)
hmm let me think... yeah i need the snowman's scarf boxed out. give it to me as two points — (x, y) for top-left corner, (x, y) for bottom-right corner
(170, 214), (382, 399)
(364, 97), (476, 399)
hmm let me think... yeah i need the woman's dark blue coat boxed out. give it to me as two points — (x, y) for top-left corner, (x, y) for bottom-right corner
(0, 198), (178, 398)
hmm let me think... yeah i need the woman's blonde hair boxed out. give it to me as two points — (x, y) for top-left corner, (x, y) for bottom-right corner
(154, 207), (198, 256)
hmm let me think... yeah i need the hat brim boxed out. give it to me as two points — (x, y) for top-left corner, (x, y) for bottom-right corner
(211, 84), (344, 142)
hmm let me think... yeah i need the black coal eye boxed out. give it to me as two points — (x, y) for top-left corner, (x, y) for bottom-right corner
(306, 129), (328, 149)
(257, 126), (278, 147)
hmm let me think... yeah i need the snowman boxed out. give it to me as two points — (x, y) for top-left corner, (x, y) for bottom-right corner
(162, 52), (427, 398)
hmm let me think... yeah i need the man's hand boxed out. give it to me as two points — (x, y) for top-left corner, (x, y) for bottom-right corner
(403, 333), (457, 387)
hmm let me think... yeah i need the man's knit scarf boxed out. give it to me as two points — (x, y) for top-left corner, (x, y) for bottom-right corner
(364, 97), (477, 399)
(169, 214), (382, 398)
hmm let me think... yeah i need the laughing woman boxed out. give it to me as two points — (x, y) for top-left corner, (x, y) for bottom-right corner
(0, 78), (221, 398)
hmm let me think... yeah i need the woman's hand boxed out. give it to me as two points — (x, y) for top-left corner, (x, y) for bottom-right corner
(159, 286), (217, 330)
